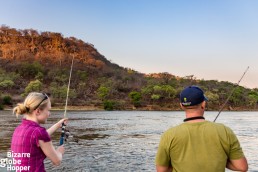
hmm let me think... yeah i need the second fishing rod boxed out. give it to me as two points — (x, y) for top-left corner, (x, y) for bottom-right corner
(213, 66), (249, 122)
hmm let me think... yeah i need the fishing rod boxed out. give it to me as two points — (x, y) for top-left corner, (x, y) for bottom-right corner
(213, 66), (249, 122)
(60, 54), (75, 145)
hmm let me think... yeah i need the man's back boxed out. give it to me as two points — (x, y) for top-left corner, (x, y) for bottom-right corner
(156, 121), (244, 172)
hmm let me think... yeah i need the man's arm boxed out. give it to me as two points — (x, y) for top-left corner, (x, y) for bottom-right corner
(226, 127), (248, 171)
(226, 157), (248, 172)
(156, 165), (172, 172)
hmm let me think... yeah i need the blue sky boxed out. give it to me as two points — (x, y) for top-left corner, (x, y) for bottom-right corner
(0, 0), (258, 88)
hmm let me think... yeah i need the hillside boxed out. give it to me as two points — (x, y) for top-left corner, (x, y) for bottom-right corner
(0, 26), (258, 111)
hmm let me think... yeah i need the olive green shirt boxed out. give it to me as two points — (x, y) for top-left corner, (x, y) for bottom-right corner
(156, 121), (244, 172)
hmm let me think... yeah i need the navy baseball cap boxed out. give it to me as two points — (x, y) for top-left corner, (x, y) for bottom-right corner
(180, 86), (208, 106)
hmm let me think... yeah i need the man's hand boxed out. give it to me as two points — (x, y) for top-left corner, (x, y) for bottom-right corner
(156, 165), (173, 172)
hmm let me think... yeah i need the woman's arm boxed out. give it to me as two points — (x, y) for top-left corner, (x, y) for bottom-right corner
(39, 140), (65, 166)
(47, 118), (67, 136)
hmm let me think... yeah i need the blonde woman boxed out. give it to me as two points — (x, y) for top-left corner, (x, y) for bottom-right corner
(11, 92), (67, 172)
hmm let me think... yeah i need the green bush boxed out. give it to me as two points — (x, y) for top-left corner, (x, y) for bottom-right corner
(0, 80), (15, 89)
(0, 103), (3, 110)
(23, 80), (43, 96)
(129, 91), (142, 107)
(103, 100), (115, 111)
(151, 94), (160, 100)
(35, 72), (44, 80)
(20, 62), (43, 78)
(3, 95), (12, 105)
(97, 86), (110, 100)
(50, 83), (77, 99)
(77, 70), (88, 81)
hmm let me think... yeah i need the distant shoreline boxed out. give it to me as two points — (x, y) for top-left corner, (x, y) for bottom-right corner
(3, 105), (258, 111)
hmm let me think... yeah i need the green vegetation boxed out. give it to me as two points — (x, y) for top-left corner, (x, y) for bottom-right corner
(19, 62), (43, 79)
(2, 95), (12, 105)
(129, 91), (142, 107)
(103, 100), (115, 111)
(0, 26), (257, 110)
(0, 68), (18, 91)
(23, 80), (43, 96)
(0, 93), (12, 109)
(0, 80), (14, 88)
(97, 86), (110, 101)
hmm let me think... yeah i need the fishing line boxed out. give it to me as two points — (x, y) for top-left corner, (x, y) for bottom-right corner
(60, 54), (75, 145)
(213, 66), (249, 122)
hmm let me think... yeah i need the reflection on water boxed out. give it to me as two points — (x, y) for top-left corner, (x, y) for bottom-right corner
(0, 111), (258, 171)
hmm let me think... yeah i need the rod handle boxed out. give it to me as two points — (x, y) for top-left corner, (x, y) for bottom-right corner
(59, 122), (66, 145)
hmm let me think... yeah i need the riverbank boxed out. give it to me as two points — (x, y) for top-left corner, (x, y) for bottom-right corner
(3, 105), (258, 111)
(33, 104), (258, 111)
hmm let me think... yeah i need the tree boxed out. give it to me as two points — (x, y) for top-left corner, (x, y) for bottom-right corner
(161, 85), (176, 98)
(23, 80), (43, 96)
(229, 87), (244, 106)
(35, 72), (44, 81)
(141, 85), (153, 96)
(97, 86), (110, 101)
(76, 82), (87, 98)
(0, 103), (3, 110)
(0, 80), (14, 89)
(248, 90), (258, 108)
(151, 94), (160, 102)
(50, 83), (76, 99)
(205, 91), (219, 108)
(129, 91), (142, 107)
(153, 85), (162, 93)
(103, 100), (115, 111)
(0, 92), (3, 110)
(19, 61), (43, 78)
(47, 69), (69, 84)
(2, 95), (12, 105)
(76, 70), (88, 81)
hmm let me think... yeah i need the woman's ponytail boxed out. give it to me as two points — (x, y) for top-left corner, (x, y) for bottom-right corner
(13, 103), (28, 117)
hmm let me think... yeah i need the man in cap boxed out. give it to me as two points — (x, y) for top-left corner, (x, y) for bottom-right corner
(155, 86), (248, 172)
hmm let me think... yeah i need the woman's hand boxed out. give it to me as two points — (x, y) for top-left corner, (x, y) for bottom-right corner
(57, 145), (65, 155)
(47, 118), (68, 136)
(56, 118), (68, 128)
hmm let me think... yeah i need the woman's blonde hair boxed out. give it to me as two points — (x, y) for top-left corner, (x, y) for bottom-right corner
(13, 92), (49, 117)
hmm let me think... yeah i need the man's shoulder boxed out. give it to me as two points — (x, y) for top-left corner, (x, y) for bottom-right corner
(201, 121), (236, 138)
(163, 121), (233, 134)
(162, 123), (186, 137)
(208, 121), (232, 130)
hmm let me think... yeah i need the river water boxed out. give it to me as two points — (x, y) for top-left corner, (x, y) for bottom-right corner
(0, 111), (257, 171)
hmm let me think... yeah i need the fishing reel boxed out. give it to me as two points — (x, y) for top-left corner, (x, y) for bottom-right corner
(59, 124), (78, 145)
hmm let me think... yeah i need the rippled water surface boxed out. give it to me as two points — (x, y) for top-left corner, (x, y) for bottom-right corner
(0, 111), (257, 171)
